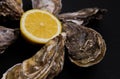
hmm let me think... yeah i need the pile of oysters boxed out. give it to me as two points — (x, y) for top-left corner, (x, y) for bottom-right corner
(0, 0), (107, 79)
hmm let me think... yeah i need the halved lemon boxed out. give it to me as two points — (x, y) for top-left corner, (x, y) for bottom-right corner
(20, 9), (62, 44)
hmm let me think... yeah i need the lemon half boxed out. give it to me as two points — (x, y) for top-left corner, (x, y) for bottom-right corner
(20, 9), (62, 44)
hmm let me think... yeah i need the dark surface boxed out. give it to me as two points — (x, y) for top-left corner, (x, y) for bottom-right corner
(0, 0), (120, 79)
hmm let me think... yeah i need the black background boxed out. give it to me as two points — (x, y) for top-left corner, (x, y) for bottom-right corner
(0, 0), (120, 79)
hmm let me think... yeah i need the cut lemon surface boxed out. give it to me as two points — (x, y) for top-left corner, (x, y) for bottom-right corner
(20, 9), (62, 44)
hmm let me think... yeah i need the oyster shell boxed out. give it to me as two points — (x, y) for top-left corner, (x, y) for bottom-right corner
(2, 63), (22, 79)
(15, 0), (23, 7)
(31, 0), (62, 15)
(2, 33), (66, 79)
(0, 0), (24, 20)
(63, 22), (106, 67)
(0, 26), (19, 54)
(58, 8), (107, 26)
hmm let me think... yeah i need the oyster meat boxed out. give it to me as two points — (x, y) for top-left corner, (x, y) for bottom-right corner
(58, 8), (107, 26)
(2, 33), (66, 79)
(31, 0), (62, 15)
(0, 26), (19, 54)
(0, 0), (24, 20)
(63, 22), (106, 67)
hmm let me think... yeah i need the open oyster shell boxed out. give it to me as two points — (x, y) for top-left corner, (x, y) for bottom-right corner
(2, 33), (66, 79)
(63, 22), (106, 67)
(0, 0), (24, 20)
(58, 8), (107, 26)
(0, 26), (19, 54)
(31, 0), (62, 15)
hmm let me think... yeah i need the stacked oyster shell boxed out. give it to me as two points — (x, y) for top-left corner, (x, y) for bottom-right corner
(0, 0), (107, 79)
(0, 0), (23, 54)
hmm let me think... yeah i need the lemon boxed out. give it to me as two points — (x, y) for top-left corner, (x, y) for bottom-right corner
(20, 9), (62, 44)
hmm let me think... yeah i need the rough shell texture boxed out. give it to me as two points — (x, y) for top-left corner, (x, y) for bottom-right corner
(0, 26), (19, 54)
(1, 63), (22, 79)
(2, 33), (66, 79)
(31, 0), (62, 15)
(58, 8), (107, 26)
(63, 22), (106, 67)
(0, 0), (23, 20)
(14, 0), (23, 7)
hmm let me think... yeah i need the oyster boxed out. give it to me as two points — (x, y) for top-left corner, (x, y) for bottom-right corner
(0, 26), (19, 54)
(0, 0), (24, 20)
(31, 0), (62, 15)
(58, 8), (107, 26)
(2, 33), (66, 79)
(15, 0), (23, 7)
(2, 63), (22, 79)
(63, 22), (106, 67)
